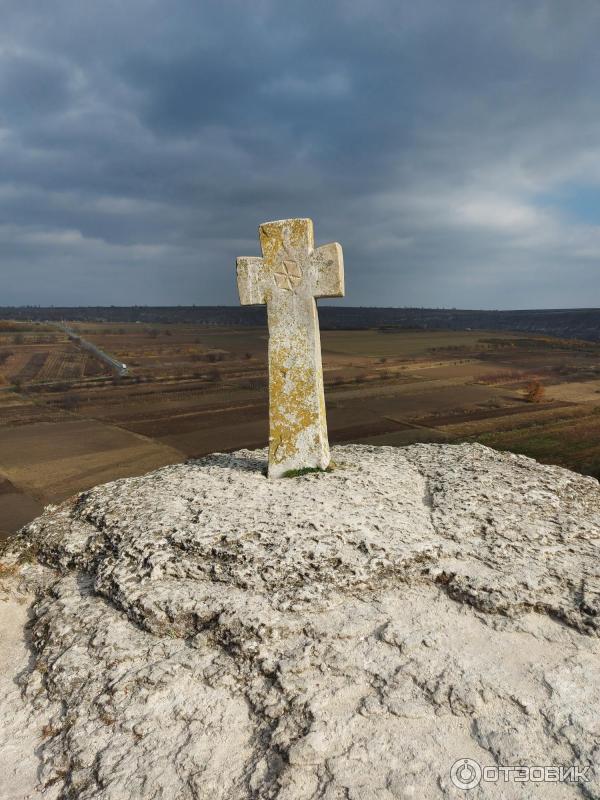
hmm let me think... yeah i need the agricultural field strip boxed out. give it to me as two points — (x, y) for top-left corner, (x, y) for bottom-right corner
(382, 415), (451, 433)
(543, 379), (600, 402)
(37, 351), (65, 382)
(107, 403), (262, 426)
(83, 376), (492, 424)
(77, 385), (264, 407)
(474, 414), (600, 476)
(327, 376), (499, 401)
(0, 342), (67, 349)
(372, 358), (482, 371)
(441, 404), (585, 436)
(15, 352), (49, 382)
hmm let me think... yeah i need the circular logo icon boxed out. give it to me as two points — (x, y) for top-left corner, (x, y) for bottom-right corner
(450, 758), (482, 790)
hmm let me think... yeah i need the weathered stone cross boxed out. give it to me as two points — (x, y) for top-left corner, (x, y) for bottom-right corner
(237, 218), (344, 477)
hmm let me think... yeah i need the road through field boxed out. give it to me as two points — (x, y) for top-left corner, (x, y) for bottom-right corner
(56, 323), (128, 376)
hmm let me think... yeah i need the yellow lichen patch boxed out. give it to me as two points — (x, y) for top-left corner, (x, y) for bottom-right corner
(259, 218), (313, 267)
(269, 353), (321, 465)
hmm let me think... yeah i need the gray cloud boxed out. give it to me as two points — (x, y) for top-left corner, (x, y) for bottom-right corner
(1, 0), (600, 308)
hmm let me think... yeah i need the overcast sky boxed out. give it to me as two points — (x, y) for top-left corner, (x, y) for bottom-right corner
(1, 0), (600, 309)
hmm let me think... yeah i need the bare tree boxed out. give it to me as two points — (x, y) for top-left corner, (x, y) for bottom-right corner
(524, 381), (545, 403)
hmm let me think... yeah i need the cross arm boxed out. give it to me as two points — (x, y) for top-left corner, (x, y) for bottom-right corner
(311, 242), (344, 298)
(236, 256), (267, 305)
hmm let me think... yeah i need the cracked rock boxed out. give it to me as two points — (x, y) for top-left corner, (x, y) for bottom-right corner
(0, 443), (599, 799)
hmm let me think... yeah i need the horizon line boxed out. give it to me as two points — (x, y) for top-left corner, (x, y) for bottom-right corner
(2, 304), (600, 313)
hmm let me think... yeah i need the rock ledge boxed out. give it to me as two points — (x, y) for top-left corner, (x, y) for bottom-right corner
(1, 443), (599, 799)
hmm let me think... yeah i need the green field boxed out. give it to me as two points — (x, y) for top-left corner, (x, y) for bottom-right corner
(476, 411), (600, 477)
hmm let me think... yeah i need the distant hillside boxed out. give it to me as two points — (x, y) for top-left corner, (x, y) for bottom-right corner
(2, 306), (600, 341)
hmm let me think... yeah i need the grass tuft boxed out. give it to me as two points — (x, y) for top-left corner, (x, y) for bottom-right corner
(282, 465), (334, 478)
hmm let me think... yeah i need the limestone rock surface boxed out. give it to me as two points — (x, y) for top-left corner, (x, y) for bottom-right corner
(1, 443), (600, 800)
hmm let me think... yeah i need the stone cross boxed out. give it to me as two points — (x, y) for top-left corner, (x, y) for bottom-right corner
(237, 218), (344, 477)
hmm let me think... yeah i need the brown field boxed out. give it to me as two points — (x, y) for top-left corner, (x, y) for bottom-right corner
(2, 319), (600, 540)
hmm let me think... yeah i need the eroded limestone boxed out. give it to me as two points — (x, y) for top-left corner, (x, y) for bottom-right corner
(1, 443), (600, 799)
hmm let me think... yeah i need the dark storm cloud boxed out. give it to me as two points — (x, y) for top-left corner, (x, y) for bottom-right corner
(1, 0), (600, 307)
